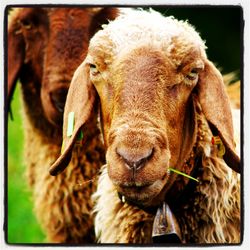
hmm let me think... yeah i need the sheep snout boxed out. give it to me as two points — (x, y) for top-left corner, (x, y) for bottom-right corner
(116, 146), (153, 171)
(41, 85), (69, 126)
(106, 126), (170, 206)
(50, 87), (68, 112)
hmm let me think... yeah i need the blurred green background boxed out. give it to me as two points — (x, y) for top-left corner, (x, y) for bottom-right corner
(6, 6), (242, 244)
(7, 84), (45, 243)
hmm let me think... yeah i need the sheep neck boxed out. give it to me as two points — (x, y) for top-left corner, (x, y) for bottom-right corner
(150, 100), (206, 243)
(166, 98), (205, 207)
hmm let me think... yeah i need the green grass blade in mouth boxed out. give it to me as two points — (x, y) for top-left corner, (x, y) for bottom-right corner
(169, 167), (199, 182)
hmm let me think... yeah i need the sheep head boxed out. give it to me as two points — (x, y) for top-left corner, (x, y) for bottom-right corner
(8, 7), (118, 127)
(50, 10), (240, 207)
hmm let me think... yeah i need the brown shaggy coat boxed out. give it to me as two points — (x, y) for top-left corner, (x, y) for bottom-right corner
(8, 7), (118, 243)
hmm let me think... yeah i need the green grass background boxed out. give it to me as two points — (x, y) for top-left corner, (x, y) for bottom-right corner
(7, 84), (45, 243)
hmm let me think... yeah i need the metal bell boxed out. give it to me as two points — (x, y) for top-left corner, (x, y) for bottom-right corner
(152, 202), (182, 243)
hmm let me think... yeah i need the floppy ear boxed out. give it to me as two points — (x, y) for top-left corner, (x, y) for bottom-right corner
(49, 60), (96, 175)
(177, 95), (198, 172)
(8, 12), (25, 111)
(88, 7), (119, 38)
(197, 60), (240, 173)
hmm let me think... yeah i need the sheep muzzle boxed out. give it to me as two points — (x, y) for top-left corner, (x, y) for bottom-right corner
(105, 118), (171, 206)
(41, 85), (69, 126)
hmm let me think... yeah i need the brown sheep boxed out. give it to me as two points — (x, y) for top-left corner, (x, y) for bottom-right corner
(8, 7), (118, 243)
(50, 9), (241, 244)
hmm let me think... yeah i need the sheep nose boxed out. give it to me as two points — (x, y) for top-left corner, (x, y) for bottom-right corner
(116, 147), (153, 171)
(50, 87), (68, 113)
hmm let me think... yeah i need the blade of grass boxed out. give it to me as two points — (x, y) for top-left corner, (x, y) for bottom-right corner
(169, 167), (199, 182)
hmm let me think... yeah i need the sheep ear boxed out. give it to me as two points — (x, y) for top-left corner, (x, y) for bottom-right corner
(197, 60), (240, 173)
(88, 7), (119, 38)
(8, 12), (25, 112)
(178, 95), (197, 168)
(49, 60), (96, 175)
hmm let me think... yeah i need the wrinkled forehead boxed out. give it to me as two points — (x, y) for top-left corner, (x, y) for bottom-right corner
(48, 8), (92, 29)
(88, 10), (207, 65)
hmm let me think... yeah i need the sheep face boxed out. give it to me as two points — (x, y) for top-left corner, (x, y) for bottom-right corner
(87, 42), (205, 206)
(8, 7), (118, 127)
(41, 8), (94, 126)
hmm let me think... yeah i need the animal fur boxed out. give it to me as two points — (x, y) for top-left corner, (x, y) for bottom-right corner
(50, 8), (241, 244)
(8, 7), (118, 243)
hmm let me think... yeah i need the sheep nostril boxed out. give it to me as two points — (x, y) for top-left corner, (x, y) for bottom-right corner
(50, 88), (68, 113)
(116, 147), (153, 171)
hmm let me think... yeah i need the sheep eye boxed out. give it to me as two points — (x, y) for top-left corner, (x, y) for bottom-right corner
(21, 19), (32, 29)
(89, 63), (99, 75)
(186, 68), (199, 80)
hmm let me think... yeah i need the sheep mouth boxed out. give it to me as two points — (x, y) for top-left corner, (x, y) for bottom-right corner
(115, 174), (168, 206)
